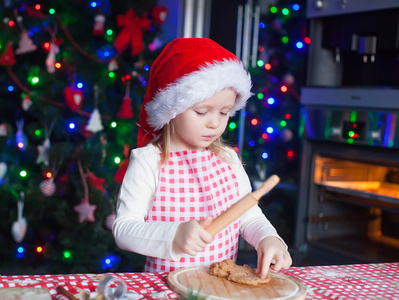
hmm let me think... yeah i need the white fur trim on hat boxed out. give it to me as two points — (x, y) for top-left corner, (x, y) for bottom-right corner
(145, 59), (252, 131)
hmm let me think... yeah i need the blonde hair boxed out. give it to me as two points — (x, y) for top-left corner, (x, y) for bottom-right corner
(150, 120), (232, 165)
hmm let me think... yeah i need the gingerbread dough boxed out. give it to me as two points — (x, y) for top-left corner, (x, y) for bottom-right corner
(209, 259), (271, 286)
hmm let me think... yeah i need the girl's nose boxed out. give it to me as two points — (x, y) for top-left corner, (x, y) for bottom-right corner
(207, 115), (220, 128)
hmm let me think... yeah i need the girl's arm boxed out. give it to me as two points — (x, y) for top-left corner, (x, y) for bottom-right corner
(112, 145), (181, 261)
(225, 147), (291, 276)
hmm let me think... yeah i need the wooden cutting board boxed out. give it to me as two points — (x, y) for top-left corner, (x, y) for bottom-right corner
(167, 266), (307, 300)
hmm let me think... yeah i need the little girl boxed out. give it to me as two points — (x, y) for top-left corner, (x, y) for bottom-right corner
(112, 37), (292, 278)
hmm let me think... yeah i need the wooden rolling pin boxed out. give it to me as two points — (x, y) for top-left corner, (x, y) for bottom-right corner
(205, 175), (280, 237)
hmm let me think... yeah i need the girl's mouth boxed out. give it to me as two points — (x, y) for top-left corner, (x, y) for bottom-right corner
(203, 135), (216, 141)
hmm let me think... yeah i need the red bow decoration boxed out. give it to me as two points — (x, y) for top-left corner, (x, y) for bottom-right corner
(113, 9), (151, 57)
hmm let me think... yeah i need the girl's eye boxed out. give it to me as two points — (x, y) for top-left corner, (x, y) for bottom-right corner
(220, 111), (229, 116)
(196, 111), (206, 115)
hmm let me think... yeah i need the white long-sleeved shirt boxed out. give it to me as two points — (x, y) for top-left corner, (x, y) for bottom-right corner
(112, 143), (284, 262)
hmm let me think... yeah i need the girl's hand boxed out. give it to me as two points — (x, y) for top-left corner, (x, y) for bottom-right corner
(256, 236), (292, 278)
(173, 216), (213, 256)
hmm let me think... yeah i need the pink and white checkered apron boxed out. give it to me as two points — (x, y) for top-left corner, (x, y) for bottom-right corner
(143, 150), (240, 272)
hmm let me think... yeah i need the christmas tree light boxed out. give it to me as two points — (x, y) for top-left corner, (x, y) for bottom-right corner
(63, 250), (72, 259)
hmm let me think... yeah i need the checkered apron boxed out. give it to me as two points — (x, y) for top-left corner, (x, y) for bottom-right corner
(143, 150), (240, 272)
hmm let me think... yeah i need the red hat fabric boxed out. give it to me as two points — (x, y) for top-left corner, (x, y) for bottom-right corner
(137, 37), (252, 147)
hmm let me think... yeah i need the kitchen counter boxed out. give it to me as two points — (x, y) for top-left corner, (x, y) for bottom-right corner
(0, 262), (398, 299)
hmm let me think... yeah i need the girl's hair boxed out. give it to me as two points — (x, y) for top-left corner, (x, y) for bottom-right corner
(150, 120), (231, 165)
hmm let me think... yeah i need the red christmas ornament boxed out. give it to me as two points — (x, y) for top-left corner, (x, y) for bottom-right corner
(151, 6), (168, 25)
(0, 42), (16, 66)
(64, 86), (84, 111)
(93, 14), (106, 36)
(113, 9), (151, 57)
(114, 144), (130, 183)
(86, 171), (106, 194)
(116, 97), (134, 119)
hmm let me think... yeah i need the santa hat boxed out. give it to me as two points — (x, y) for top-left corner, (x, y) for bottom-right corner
(137, 37), (252, 147)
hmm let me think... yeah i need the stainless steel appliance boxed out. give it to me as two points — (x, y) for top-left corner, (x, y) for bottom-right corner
(295, 1), (399, 265)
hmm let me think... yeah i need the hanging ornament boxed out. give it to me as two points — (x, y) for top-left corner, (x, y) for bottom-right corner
(74, 197), (97, 223)
(108, 58), (119, 72)
(40, 178), (56, 196)
(64, 86), (84, 111)
(114, 144), (130, 183)
(0, 161), (8, 181)
(21, 95), (32, 111)
(116, 80), (134, 119)
(86, 108), (104, 133)
(36, 120), (55, 166)
(0, 123), (8, 136)
(93, 14), (106, 36)
(40, 155), (63, 196)
(15, 30), (37, 54)
(15, 118), (27, 151)
(45, 42), (59, 73)
(104, 213), (116, 230)
(86, 85), (104, 133)
(11, 192), (27, 243)
(113, 8), (151, 57)
(0, 41), (16, 66)
(116, 97), (134, 119)
(13, 11), (37, 55)
(36, 137), (51, 166)
(44, 25), (63, 73)
(74, 160), (96, 223)
(151, 6), (168, 25)
(86, 170), (106, 193)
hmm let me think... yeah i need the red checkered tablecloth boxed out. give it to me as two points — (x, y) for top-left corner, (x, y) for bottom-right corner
(0, 272), (179, 299)
(281, 262), (399, 300)
(0, 262), (398, 299)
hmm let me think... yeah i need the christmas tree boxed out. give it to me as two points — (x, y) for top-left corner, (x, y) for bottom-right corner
(0, 0), (167, 274)
(223, 0), (307, 243)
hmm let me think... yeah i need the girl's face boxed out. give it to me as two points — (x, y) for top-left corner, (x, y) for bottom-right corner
(170, 88), (236, 151)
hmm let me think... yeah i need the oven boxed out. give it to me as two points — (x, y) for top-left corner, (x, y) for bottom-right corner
(294, 1), (399, 265)
(295, 107), (399, 264)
